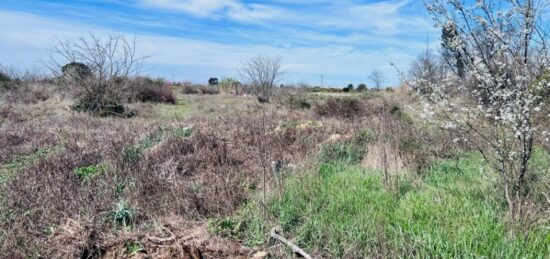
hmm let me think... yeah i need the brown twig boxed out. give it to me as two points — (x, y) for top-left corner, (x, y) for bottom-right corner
(270, 227), (312, 259)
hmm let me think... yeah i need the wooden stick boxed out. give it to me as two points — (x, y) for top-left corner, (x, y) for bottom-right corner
(270, 227), (312, 259)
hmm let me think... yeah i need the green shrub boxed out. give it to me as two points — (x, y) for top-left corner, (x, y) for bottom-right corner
(125, 242), (144, 255)
(318, 142), (366, 165)
(207, 217), (243, 238)
(108, 199), (135, 229)
(73, 164), (106, 180)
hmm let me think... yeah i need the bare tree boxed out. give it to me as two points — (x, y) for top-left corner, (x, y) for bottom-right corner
(368, 69), (385, 90)
(49, 33), (147, 115)
(408, 49), (448, 94)
(240, 55), (283, 103)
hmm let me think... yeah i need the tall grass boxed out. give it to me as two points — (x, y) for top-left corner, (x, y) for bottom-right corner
(234, 153), (550, 258)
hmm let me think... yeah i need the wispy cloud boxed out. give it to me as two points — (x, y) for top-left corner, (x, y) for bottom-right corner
(138, 0), (282, 22)
(0, 0), (438, 86)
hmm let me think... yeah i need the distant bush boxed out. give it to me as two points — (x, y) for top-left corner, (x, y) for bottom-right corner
(314, 98), (363, 119)
(208, 77), (219, 86)
(0, 70), (10, 91)
(357, 84), (367, 92)
(182, 84), (219, 95)
(219, 77), (242, 95)
(303, 87), (342, 93)
(201, 85), (220, 95)
(4, 85), (50, 104)
(283, 95), (311, 110)
(133, 77), (176, 104)
(0, 67), (53, 104)
(61, 62), (92, 80)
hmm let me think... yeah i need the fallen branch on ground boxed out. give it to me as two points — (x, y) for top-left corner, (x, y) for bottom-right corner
(270, 227), (312, 259)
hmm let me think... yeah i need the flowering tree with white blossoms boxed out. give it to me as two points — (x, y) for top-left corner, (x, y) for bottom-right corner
(409, 0), (550, 218)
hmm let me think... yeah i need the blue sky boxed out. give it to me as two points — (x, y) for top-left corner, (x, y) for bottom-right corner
(0, 0), (440, 87)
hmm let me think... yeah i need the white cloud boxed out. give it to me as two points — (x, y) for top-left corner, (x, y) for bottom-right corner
(138, 0), (281, 22)
(0, 8), (423, 86)
(137, 0), (433, 36)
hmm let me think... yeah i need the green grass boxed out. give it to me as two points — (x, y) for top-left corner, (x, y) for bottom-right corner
(142, 99), (188, 119)
(73, 164), (106, 181)
(230, 153), (550, 258)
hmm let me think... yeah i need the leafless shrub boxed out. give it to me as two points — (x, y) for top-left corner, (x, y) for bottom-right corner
(240, 55), (283, 103)
(49, 33), (147, 116)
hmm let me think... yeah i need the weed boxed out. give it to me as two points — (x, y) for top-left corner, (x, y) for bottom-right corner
(318, 142), (366, 165)
(73, 164), (106, 180)
(172, 126), (193, 138)
(125, 242), (144, 255)
(108, 200), (135, 229)
(42, 226), (56, 237)
(123, 146), (142, 162)
(207, 202), (266, 247)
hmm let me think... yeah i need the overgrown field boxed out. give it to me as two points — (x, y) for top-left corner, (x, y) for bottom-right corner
(0, 85), (549, 258)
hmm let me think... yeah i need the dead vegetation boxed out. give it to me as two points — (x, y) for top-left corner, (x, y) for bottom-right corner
(0, 81), (477, 257)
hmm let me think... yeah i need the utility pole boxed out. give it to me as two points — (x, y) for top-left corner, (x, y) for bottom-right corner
(426, 32), (430, 59)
